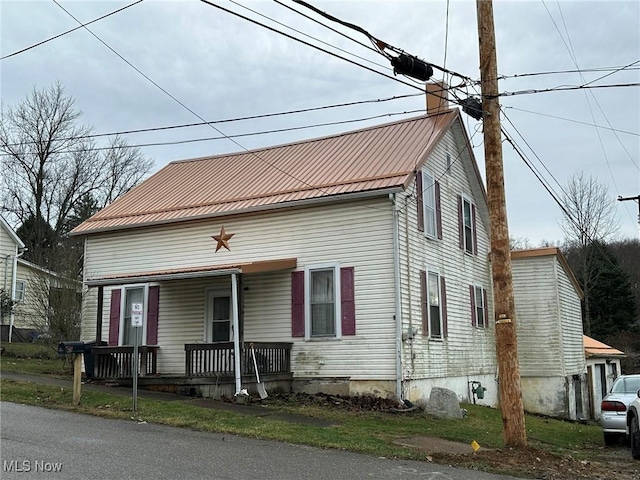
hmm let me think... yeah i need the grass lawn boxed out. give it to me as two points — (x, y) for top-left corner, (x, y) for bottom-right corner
(1, 343), (636, 480)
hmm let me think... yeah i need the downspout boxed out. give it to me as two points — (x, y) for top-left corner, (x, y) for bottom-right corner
(2, 254), (9, 327)
(9, 247), (26, 343)
(391, 193), (403, 400)
(231, 273), (242, 394)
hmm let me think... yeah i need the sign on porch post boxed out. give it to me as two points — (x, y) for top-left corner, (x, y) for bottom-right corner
(131, 302), (143, 412)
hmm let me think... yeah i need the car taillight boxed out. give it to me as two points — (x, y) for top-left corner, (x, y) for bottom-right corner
(601, 400), (626, 412)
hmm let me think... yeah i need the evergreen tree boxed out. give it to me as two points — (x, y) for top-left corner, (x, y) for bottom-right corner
(568, 241), (637, 340)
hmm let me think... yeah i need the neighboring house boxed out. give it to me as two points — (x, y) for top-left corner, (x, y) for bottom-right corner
(1, 216), (80, 342)
(584, 335), (624, 420)
(73, 101), (499, 405)
(13, 258), (82, 335)
(1, 216), (26, 341)
(511, 247), (587, 420)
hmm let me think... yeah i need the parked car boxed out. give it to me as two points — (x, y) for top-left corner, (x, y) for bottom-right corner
(627, 389), (640, 459)
(601, 374), (640, 445)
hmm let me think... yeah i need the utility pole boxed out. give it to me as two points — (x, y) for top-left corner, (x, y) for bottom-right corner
(476, 0), (527, 447)
(617, 195), (640, 238)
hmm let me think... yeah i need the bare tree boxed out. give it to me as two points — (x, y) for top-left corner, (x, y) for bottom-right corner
(560, 172), (620, 336)
(0, 83), (153, 265)
(560, 172), (619, 246)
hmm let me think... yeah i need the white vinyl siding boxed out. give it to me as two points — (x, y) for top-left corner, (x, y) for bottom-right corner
(399, 127), (496, 382)
(14, 280), (25, 302)
(556, 258), (585, 375)
(82, 197), (396, 380)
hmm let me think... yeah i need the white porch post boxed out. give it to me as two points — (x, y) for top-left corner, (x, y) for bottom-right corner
(231, 273), (242, 394)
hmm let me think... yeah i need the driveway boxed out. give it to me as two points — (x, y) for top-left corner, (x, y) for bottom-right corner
(1, 402), (523, 480)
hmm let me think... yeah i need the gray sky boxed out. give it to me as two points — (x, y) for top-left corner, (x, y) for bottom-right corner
(1, 0), (639, 244)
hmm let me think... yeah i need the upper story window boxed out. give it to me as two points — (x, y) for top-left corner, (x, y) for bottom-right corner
(458, 194), (477, 255)
(416, 169), (442, 239)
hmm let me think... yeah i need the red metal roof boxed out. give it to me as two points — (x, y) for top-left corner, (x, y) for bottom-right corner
(584, 335), (625, 358)
(73, 110), (458, 235)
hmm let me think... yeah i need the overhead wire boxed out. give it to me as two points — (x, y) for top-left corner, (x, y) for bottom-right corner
(1, 109), (427, 155)
(497, 82), (640, 97)
(498, 65), (640, 80)
(503, 107), (640, 139)
(288, 0), (473, 84)
(272, 0), (380, 55)
(501, 125), (628, 273)
(3, 93), (423, 147)
(228, 0), (390, 71)
(543, 0), (637, 225)
(199, 0), (426, 94)
(1, 0), (144, 60)
(38, 0), (440, 218)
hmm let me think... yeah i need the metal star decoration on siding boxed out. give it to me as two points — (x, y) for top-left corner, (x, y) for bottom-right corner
(212, 226), (234, 252)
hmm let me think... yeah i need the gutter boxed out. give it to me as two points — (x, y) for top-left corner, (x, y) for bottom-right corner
(71, 187), (403, 237)
(391, 193), (403, 400)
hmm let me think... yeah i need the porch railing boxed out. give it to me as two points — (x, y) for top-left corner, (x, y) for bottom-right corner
(92, 346), (159, 379)
(184, 342), (292, 377)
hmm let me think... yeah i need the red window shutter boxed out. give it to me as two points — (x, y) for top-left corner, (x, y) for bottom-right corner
(435, 180), (442, 239)
(457, 195), (464, 250)
(483, 288), (489, 328)
(472, 203), (478, 255)
(420, 270), (428, 336)
(291, 271), (305, 337)
(108, 289), (121, 346)
(441, 277), (448, 337)
(146, 286), (159, 345)
(416, 171), (424, 232)
(470, 285), (477, 326)
(341, 267), (355, 336)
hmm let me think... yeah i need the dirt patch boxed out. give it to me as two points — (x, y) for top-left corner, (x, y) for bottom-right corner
(392, 436), (639, 480)
(251, 392), (640, 480)
(394, 436), (478, 455)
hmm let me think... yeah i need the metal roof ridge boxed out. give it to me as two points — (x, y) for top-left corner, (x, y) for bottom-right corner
(167, 110), (458, 166)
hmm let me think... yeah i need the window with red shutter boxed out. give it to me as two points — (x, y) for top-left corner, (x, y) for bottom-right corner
(292, 265), (355, 338)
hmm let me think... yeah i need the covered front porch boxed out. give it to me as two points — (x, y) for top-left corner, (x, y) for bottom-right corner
(85, 258), (297, 398)
(90, 341), (293, 398)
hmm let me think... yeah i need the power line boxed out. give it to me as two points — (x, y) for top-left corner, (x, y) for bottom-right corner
(504, 107), (640, 139)
(198, 0), (468, 101)
(497, 82), (640, 97)
(502, 126), (629, 273)
(1, 109), (426, 155)
(3, 93), (422, 147)
(50, 0), (357, 203)
(542, 0), (637, 225)
(581, 59), (640, 87)
(498, 65), (640, 80)
(290, 0), (472, 83)
(272, 0), (379, 55)
(228, 0), (390, 71)
(0, 0), (144, 60)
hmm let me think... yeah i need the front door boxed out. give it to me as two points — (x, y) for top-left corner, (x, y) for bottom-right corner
(206, 290), (232, 342)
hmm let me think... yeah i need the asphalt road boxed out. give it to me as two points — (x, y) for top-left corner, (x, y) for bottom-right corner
(1, 402), (524, 480)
